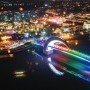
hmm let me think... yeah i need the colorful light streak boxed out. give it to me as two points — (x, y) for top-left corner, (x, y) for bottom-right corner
(62, 50), (90, 63)
(51, 48), (90, 82)
(52, 54), (90, 71)
(70, 50), (90, 60)
(45, 38), (90, 82)
(49, 56), (90, 82)
(32, 50), (43, 60)
(32, 42), (43, 47)
(31, 47), (90, 82)
(30, 37), (90, 82)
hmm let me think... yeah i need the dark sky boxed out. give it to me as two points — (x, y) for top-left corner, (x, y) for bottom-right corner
(0, 0), (90, 3)
(1, 0), (89, 1)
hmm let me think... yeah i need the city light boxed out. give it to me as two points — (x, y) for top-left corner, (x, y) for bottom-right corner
(14, 70), (26, 78)
(0, 0), (90, 86)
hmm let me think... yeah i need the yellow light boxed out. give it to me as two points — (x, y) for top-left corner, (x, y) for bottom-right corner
(15, 74), (25, 78)
(80, 32), (84, 35)
(14, 71), (26, 78)
(75, 40), (79, 45)
(8, 49), (11, 53)
(14, 71), (25, 75)
(1, 36), (11, 41)
(9, 54), (14, 58)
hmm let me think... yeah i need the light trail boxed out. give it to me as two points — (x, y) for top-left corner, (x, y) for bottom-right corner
(45, 41), (90, 82)
(69, 50), (90, 60)
(48, 63), (64, 76)
(32, 50), (44, 61)
(31, 43), (90, 82)
(49, 60), (87, 81)
(22, 37), (90, 82)
(61, 50), (90, 63)
(52, 54), (90, 71)
(48, 43), (90, 64)
(49, 54), (90, 82)
(31, 42), (43, 47)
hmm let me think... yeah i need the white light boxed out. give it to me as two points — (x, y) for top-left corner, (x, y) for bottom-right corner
(24, 33), (29, 38)
(44, 4), (48, 7)
(14, 71), (25, 75)
(47, 40), (67, 51)
(48, 63), (64, 75)
(47, 57), (52, 62)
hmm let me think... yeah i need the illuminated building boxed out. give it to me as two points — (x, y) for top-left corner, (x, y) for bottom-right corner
(83, 22), (90, 30)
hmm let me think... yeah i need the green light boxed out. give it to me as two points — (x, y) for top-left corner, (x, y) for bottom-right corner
(70, 50), (90, 60)
(62, 51), (90, 63)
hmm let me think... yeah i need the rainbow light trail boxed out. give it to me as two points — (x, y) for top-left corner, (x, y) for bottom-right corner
(51, 48), (90, 82)
(31, 39), (90, 82)
(48, 60), (86, 81)
(70, 50), (90, 60)
(65, 50), (90, 63)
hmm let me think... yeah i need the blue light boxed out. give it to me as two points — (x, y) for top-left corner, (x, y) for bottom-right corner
(24, 33), (29, 38)
(48, 63), (64, 76)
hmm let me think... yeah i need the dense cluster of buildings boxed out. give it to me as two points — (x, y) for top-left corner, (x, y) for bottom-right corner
(0, 9), (90, 39)
(0, 0), (90, 50)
